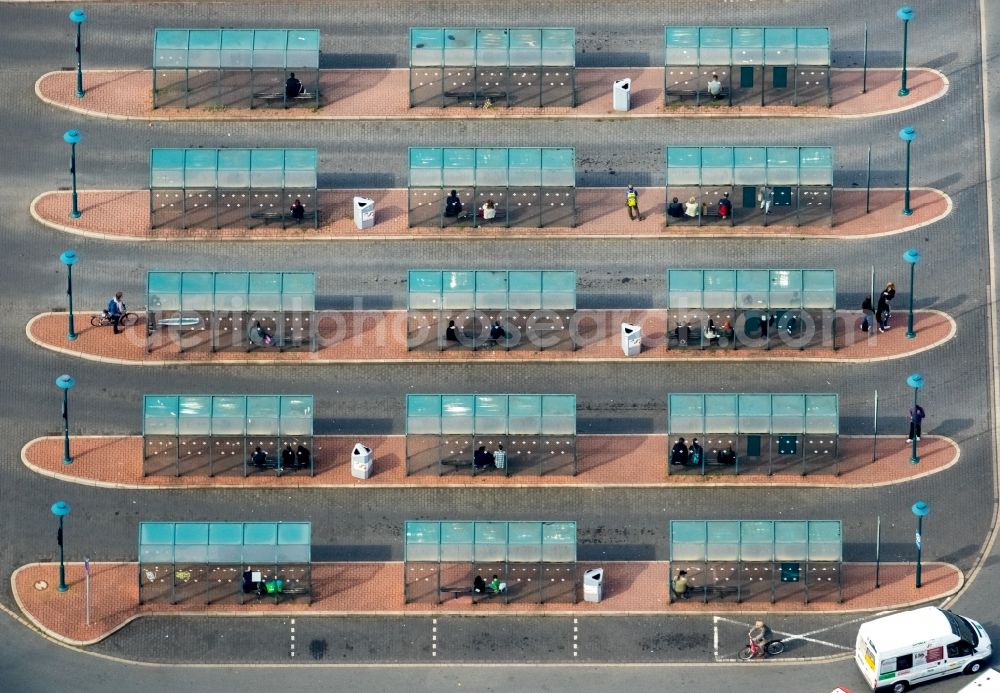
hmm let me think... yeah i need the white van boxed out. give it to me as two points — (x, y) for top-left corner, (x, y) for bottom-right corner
(855, 607), (992, 692)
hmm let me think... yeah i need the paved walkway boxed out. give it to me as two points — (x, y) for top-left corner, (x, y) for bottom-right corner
(35, 67), (948, 121)
(27, 309), (956, 365)
(31, 188), (949, 241)
(22, 434), (958, 490)
(13, 560), (962, 646)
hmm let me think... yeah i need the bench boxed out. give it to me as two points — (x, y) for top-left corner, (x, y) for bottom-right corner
(668, 88), (730, 101)
(250, 211), (285, 221)
(248, 455), (308, 477)
(439, 458), (508, 476)
(252, 91), (318, 108)
(443, 90), (508, 104)
(672, 582), (739, 601)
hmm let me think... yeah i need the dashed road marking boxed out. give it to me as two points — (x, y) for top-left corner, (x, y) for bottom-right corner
(574, 618), (579, 657)
(432, 618), (437, 657)
(289, 618), (295, 658)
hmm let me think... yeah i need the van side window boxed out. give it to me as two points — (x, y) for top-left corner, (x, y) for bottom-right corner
(947, 642), (973, 658)
(895, 654), (913, 671)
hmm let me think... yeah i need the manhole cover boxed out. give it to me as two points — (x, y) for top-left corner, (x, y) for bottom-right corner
(34, 580), (48, 591)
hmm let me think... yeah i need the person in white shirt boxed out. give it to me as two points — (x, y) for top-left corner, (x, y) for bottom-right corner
(707, 73), (723, 100)
(481, 198), (497, 221)
(492, 444), (506, 469)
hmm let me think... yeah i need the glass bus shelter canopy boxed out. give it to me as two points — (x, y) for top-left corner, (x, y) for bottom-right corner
(669, 520), (842, 562)
(410, 28), (575, 67)
(666, 269), (836, 309)
(408, 148), (575, 188)
(139, 521), (312, 565)
(406, 394), (576, 435)
(667, 393), (838, 435)
(150, 149), (318, 190)
(665, 147), (832, 186)
(407, 270), (576, 310)
(404, 521), (577, 562)
(153, 29), (320, 69)
(146, 271), (316, 312)
(664, 27), (830, 66)
(143, 395), (313, 437)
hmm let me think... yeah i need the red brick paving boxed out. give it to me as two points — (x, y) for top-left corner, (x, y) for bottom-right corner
(37, 67), (946, 120)
(13, 560), (961, 645)
(27, 309), (955, 364)
(32, 187), (948, 241)
(23, 434), (957, 489)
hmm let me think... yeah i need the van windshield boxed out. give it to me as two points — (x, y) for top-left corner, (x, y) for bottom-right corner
(942, 610), (979, 647)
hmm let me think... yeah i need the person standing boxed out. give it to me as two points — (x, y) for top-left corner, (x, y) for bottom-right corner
(707, 74), (723, 100)
(673, 569), (690, 599)
(877, 282), (896, 332)
(106, 291), (126, 334)
(625, 184), (642, 221)
(908, 403), (925, 442)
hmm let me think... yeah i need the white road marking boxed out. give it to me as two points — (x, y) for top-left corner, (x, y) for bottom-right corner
(432, 618), (437, 657)
(713, 616), (720, 660)
(714, 616), (852, 652)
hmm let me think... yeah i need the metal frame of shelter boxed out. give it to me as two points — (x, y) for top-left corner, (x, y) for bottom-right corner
(407, 270), (577, 352)
(405, 394), (577, 477)
(145, 271), (317, 353)
(669, 520), (842, 604)
(138, 521), (312, 605)
(408, 147), (576, 229)
(404, 520), (577, 604)
(665, 269), (837, 350)
(149, 148), (319, 230)
(142, 395), (315, 478)
(664, 146), (833, 228)
(409, 28), (576, 108)
(664, 27), (831, 107)
(152, 29), (321, 109)
(667, 393), (839, 476)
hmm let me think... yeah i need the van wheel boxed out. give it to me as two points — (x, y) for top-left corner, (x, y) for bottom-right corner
(965, 660), (984, 675)
(891, 682), (909, 693)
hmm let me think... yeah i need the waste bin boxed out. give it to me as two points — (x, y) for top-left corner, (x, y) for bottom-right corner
(621, 322), (641, 356)
(613, 78), (631, 112)
(583, 568), (603, 602)
(353, 196), (375, 230)
(351, 443), (373, 479)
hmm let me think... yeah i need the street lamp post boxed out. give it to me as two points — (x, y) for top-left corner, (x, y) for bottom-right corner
(56, 375), (76, 465)
(63, 129), (82, 218)
(51, 501), (72, 592)
(903, 248), (921, 338)
(59, 250), (78, 341)
(897, 7), (915, 96)
(69, 9), (87, 98)
(907, 373), (924, 464)
(912, 500), (929, 588)
(899, 126), (916, 216)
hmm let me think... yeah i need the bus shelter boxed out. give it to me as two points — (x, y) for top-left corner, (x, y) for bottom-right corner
(408, 147), (575, 228)
(139, 521), (311, 605)
(407, 270), (577, 352)
(145, 271), (317, 353)
(153, 29), (320, 109)
(669, 520), (842, 604)
(664, 27), (831, 107)
(664, 146), (833, 227)
(150, 148), (319, 230)
(409, 27), (575, 108)
(404, 520), (577, 604)
(667, 393), (839, 476)
(143, 395), (314, 477)
(405, 394), (576, 477)
(666, 269), (837, 350)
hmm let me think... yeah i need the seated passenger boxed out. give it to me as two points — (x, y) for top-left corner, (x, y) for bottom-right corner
(684, 196), (700, 218)
(718, 192), (732, 219)
(704, 319), (720, 341)
(667, 197), (685, 219)
(290, 198), (305, 221)
(489, 574), (507, 593)
(249, 321), (274, 347)
(489, 320), (507, 340)
(281, 443), (295, 470)
(296, 444), (311, 469)
(481, 199), (497, 221)
(444, 190), (463, 217)
(445, 320), (460, 343)
(285, 72), (303, 99)
(251, 446), (269, 468)
(473, 445), (492, 469)
(689, 438), (704, 466)
(473, 574), (487, 593)
(670, 437), (690, 466)
(717, 445), (737, 465)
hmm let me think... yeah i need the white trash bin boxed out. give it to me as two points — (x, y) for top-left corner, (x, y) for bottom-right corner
(613, 78), (631, 112)
(583, 568), (604, 602)
(621, 322), (641, 356)
(351, 443), (373, 479)
(353, 196), (375, 230)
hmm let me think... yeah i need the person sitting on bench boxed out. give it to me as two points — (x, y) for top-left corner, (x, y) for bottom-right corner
(667, 197), (685, 219)
(290, 198), (305, 222)
(489, 574), (507, 594)
(444, 190), (463, 218)
(474, 445), (495, 470)
(717, 445), (737, 465)
(670, 437), (690, 466)
(257, 577), (285, 598)
(296, 444), (311, 470)
(446, 320), (460, 344)
(689, 438), (704, 466)
(480, 199), (497, 221)
(285, 72), (303, 99)
(473, 574), (487, 594)
(489, 320), (507, 341)
(281, 443), (295, 471)
(251, 446), (269, 469)
(249, 321), (274, 347)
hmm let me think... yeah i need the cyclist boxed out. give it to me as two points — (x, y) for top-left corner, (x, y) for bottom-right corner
(749, 620), (772, 656)
(105, 291), (126, 334)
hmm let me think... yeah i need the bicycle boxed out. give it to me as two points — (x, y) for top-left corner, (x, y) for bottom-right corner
(738, 636), (785, 660)
(91, 310), (139, 328)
